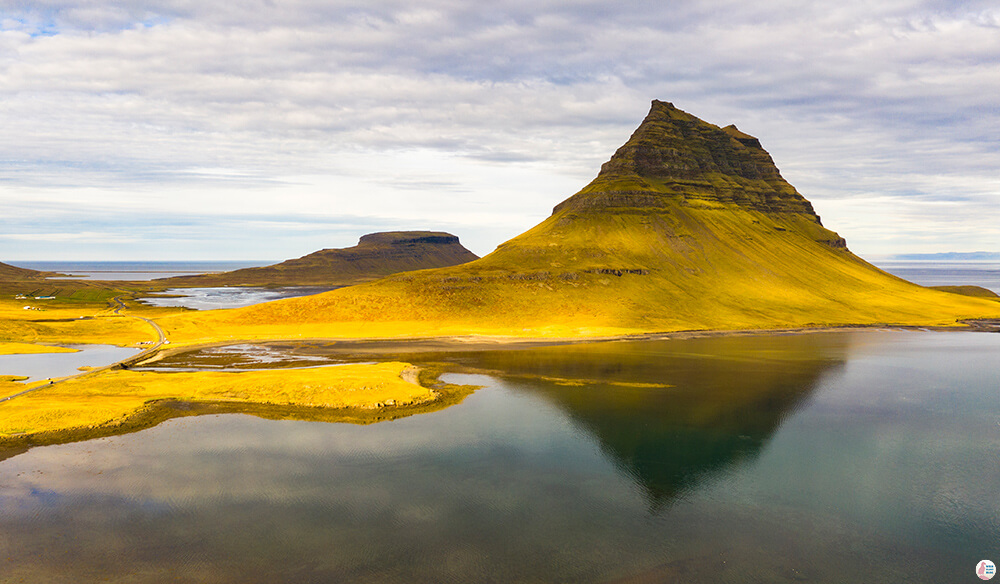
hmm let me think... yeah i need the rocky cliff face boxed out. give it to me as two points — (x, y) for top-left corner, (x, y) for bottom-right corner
(555, 100), (824, 220)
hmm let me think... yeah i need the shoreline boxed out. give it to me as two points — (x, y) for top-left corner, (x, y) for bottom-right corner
(140, 320), (1000, 364)
(3, 320), (997, 459)
(0, 364), (478, 460)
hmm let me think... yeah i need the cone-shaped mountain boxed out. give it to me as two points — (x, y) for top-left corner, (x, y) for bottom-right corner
(163, 101), (1000, 340)
(558, 100), (828, 222)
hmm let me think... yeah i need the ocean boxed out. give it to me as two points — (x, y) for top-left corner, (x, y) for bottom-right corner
(11, 260), (268, 281)
(871, 260), (1000, 294)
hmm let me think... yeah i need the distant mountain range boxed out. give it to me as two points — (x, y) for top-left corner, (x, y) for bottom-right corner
(888, 252), (1000, 261)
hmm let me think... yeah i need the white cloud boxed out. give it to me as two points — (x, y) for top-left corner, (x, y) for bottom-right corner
(1, 231), (139, 243)
(0, 0), (998, 259)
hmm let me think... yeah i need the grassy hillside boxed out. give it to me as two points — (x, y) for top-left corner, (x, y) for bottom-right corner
(157, 102), (1000, 343)
(0, 261), (49, 280)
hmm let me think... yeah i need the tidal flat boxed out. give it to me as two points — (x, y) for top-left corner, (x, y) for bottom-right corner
(1, 330), (997, 583)
(138, 286), (337, 310)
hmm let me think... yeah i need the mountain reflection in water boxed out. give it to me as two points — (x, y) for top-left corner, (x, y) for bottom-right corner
(2, 331), (996, 583)
(149, 333), (852, 509)
(415, 334), (849, 507)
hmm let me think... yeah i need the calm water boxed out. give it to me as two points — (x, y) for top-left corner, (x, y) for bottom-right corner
(0, 344), (139, 382)
(139, 286), (337, 310)
(873, 260), (1000, 293)
(1, 331), (998, 582)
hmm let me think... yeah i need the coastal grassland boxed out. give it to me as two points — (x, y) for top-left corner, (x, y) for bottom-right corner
(155, 204), (1000, 344)
(0, 281), (126, 308)
(0, 294), (173, 347)
(1, 376), (44, 400)
(0, 362), (444, 444)
(0, 343), (79, 355)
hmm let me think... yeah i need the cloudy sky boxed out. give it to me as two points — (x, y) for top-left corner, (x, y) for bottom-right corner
(1, 0), (998, 262)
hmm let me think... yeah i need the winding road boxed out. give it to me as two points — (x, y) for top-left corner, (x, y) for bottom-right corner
(0, 296), (166, 403)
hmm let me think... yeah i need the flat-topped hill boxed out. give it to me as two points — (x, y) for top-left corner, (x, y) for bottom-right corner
(158, 231), (479, 287)
(159, 102), (1000, 342)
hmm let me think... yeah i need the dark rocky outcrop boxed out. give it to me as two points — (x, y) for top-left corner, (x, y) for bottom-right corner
(555, 100), (824, 221)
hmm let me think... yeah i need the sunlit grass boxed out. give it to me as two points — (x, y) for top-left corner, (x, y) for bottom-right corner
(0, 362), (433, 437)
(0, 343), (79, 355)
(0, 296), (171, 347)
(158, 203), (1000, 343)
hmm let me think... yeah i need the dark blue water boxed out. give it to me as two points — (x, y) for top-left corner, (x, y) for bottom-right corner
(1, 331), (997, 583)
(872, 260), (1000, 293)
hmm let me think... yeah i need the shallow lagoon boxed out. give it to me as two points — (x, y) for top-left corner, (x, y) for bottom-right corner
(0, 344), (139, 382)
(1, 331), (998, 582)
(139, 286), (336, 310)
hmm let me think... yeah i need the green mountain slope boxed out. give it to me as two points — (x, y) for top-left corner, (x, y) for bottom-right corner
(163, 101), (1000, 341)
(158, 231), (479, 287)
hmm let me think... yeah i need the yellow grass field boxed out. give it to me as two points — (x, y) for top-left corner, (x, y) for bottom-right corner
(0, 362), (433, 438)
(0, 342), (79, 355)
(0, 298), (158, 346)
(0, 376), (44, 400)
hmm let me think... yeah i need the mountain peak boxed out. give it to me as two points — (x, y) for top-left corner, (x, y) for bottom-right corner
(554, 101), (818, 218)
(721, 124), (763, 149)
